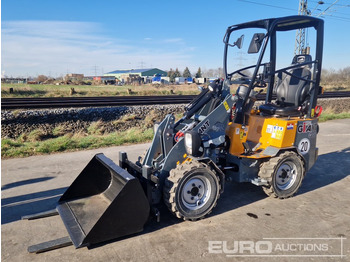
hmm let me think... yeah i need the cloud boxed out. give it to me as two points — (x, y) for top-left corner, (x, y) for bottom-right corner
(163, 38), (184, 44)
(1, 21), (195, 77)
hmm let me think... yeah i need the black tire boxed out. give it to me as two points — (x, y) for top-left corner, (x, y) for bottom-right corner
(163, 161), (221, 221)
(259, 151), (305, 199)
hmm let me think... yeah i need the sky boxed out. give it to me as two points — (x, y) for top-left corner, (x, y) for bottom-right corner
(1, 0), (350, 78)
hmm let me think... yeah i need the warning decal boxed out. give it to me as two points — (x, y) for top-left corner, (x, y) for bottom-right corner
(271, 126), (284, 140)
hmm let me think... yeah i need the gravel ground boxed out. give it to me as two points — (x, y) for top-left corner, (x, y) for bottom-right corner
(1, 104), (186, 139)
(1, 98), (350, 140)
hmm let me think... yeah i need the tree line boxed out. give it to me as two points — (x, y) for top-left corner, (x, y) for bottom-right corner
(321, 67), (350, 83)
(167, 67), (225, 82)
(167, 66), (350, 85)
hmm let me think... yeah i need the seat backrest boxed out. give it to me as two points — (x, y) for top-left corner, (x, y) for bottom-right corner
(275, 55), (312, 107)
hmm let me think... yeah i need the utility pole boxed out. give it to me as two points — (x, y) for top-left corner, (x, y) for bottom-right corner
(92, 65), (99, 76)
(294, 0), (309, 55)
(295, 1), (328, 55)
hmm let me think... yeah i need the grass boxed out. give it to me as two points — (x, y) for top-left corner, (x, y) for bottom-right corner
(318, 106), (350, 122)
(319, 112), (350, 122)
(1, 83), (200, 98)
(1, 127), (154, 158)
(321, 83), (350, 92)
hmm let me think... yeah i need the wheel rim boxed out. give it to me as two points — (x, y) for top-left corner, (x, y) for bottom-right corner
(181, 175), (212, 210)
(275, 161), (298, 191)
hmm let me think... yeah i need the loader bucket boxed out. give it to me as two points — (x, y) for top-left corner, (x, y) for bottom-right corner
(57, 153), (150, 248)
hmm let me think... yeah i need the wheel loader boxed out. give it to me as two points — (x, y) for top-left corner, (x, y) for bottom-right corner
(26, 16), (324, 252)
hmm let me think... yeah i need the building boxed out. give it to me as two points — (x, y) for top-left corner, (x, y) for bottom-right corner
(93, 76), (117, 85)
(104, 68), (167, 83)
(175, 77), (193, 84)
(1, 77), (28, 84)
(65, 73), (84, 81)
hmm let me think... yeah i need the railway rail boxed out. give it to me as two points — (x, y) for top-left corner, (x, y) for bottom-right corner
(2, 91), (350, 109)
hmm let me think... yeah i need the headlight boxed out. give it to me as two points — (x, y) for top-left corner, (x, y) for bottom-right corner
(184, 131), (202, 157)
(184, 132), (193, 154)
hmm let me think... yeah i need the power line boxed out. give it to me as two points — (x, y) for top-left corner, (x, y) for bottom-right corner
(318, 14), (350, 21)
(316, 0), (340, 17)
(237, 0), (296, 11)
(308, 0), (350, 7)
(310, 0), (350, 21)
(238, 0), (350, 53)
(239, 0), (350, 19)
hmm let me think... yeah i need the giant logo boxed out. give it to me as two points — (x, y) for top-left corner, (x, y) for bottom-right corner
(298, 121), (312, 133)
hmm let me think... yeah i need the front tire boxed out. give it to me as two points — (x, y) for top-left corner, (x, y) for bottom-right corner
(259, 151), (305, 199)
(163, 161), (221, 221)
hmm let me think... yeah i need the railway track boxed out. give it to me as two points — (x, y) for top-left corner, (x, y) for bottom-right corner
(2, 91), (350, 109)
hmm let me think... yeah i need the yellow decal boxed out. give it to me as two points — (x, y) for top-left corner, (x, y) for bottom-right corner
(311, 108), (315, 117)
(271, 126), (284, 140)
(239, 130), (244, 140)
(223, 101), (230, 111)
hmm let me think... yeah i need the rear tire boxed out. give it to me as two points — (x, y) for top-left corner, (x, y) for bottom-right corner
(163, 161), (221, 221)
(259, 151), (305, 199)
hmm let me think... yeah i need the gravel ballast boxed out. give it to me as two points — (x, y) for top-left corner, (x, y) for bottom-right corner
(2, 98), (350, 140)
(1, 105), (186, 139)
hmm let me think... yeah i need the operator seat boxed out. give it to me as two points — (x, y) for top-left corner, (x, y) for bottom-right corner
(259, 54), (312, 117)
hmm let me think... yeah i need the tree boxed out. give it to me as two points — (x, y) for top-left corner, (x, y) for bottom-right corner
(216, 67), (224, 79)
(195, 67), (202, 78)
(174, 68), (181, 78)
(183, 67), (192, 78)
(168, 68), (175, 83)
(36, 75), (48, 83)
(167, 68), (174, 77)
(202, 67), (224, 78)
(169, 68), (181, 83)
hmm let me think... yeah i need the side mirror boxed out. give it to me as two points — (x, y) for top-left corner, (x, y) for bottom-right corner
(234, 35), (244, 49)
(228, 35), (244, 48)
(248, 33), (265, 54)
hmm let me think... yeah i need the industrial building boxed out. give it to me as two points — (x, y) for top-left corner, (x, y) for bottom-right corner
(104, 68), (167, 83)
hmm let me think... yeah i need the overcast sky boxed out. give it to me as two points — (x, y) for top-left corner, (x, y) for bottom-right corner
(2, 0), (350, 77)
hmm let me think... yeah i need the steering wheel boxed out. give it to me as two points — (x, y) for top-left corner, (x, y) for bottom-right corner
(236, 70), (249, 78)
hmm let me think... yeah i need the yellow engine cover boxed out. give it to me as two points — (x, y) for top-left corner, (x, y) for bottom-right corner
(226, 115), (299, 157)
(259, 117), (298, 148)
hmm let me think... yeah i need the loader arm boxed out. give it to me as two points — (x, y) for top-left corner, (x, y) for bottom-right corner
(162, 93), (234, 174)
(143, 82), (231, 169)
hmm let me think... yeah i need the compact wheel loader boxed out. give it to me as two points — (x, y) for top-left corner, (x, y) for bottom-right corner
(26, 16), (324, 252)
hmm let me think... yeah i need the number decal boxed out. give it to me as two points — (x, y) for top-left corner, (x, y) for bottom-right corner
(298, 138), (310, 155)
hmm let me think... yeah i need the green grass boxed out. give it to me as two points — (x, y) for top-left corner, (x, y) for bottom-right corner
(1, 127), (154, 158)
(1, 83), (200, 98)
(319, 112), (350, 122)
